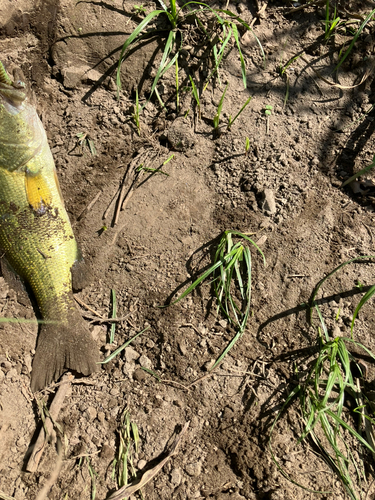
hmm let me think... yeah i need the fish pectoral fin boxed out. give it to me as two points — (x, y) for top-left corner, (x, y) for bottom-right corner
(25, 170), (52, 211)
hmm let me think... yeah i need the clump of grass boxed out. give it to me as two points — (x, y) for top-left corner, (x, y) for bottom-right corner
(76, 132), (97, 156)
(171, 230), (265, 370)
(270, 255), (375, 500)
(112, 408), (141, 498)
(116, 0), (264, 106)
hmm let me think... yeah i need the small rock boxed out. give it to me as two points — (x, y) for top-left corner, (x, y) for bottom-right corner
(133, 368), (147, 383)
(261, 188), (276, 215)
(125, 346), (140, 362)
(110, 387), (120, 397)
(6, 368), (18, 380)
(17, 436), (26, 448)
(185, 461), (202, 477)
(97, 411), (106, 424)
(166, 117), (195, 151)
(123, 361), (136, 378)
(85, 407), (97, 421)
(171, 468), (182, 486)
(23, 354), (32, 373)
(1, 360), (12, 372)
(139, 355), (152, 369)
(100, 443), (114, 460)
(138, 459), (147, 470)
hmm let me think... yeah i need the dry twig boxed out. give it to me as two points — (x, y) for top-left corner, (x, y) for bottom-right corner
(26, 373), (73, 472)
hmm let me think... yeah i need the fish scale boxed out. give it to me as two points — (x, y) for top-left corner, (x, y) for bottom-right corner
(0, 62), (99, 391)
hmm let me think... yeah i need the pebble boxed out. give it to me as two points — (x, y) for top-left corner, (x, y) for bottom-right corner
(85, 406), (97, 421)
(138, 459), (147, 470)
(139, 355), (152, 369)
(97, 411), (106, 423)
(171, 468), (182, 486)
(125, 346), (140, 362)
(133, 368), (147, 383)
(185, 461), (202, 477)
(261, 188), (276, 215)
(6, 368), (18, 380)
(100, 443), (114, 460)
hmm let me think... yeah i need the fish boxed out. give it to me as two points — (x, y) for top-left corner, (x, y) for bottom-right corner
(0, 61), (99, 391)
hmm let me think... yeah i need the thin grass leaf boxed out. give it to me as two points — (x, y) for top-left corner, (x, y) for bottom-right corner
(170, 259), (223, 306)
(189, 74), (201, 118)
(231, 22), (247, 88)
(325, 408), (375, 453)
(141, 367), (161, 381)
(335, 9), (375, 72)
(99, 327), (149, 364)
(218, 9), (266, 66)
(309, 254), (375, 324)
(204, 27), (232, 91)
(351, 284), (375, 334)
(213, 83), (228, 132)
(149, 30), (176, 102)
(116, 10), (164, 97)
(227, 95), (252, 130)
(342, 154), (375, 187)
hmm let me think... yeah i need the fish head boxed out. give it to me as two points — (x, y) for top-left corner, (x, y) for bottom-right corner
(0, 66), (46, 172)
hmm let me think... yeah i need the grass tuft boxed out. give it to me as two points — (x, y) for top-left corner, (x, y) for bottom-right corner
(270, 255), (375, 500)
(171, 230), (265, 370)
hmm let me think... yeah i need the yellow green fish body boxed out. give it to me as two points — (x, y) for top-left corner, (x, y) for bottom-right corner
(0, 66), (98, 391)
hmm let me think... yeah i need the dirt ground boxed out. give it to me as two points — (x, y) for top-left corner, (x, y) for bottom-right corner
(2, 0), (375, 498)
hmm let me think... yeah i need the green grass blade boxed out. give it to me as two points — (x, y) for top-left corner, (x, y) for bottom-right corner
(99, 327), (149, 364)
(231, 22), (247, 88)
(309, 255), (375, 324)
(116, 10), (164, 97)
(227, 95), (252, 130)
(335, 8), (375, 72)
(204, 28), (232, 91)
(351, 284), (375, 335)
(170, 259), (224, 305)
(325, 408), (375, 453)
(218, 10), (265, 66)
(342, 154), (375, 186)
(149, 30), (176, 102)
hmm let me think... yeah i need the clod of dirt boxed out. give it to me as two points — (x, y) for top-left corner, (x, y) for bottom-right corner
(261, 188), (276, 215)
(166, 117), (195, 151)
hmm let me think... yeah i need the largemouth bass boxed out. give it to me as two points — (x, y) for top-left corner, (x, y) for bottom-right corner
(0, 62), (99, 391)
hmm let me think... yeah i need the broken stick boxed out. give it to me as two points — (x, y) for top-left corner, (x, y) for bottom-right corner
(26, 373), (73, 472)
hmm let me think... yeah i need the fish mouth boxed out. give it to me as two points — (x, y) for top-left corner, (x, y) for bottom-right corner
(0, 62), (27, 111)
(0, 82), (26, 112)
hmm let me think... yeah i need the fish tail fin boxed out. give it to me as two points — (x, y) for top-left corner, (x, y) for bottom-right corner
(30, 308), (99, 392)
